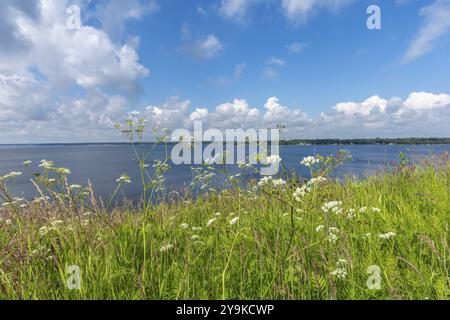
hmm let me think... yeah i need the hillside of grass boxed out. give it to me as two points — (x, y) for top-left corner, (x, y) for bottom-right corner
(0, 153), (448, 300)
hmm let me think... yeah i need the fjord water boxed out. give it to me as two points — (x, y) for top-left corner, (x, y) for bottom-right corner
(1, 144), (449, 200)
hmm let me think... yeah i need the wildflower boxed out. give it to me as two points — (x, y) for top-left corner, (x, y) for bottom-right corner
(39, 160), (54, 169)
(293, 186), (307, 201)
(264, 155), (282, 165)
(321, 201), (343, 215)
(206, 218), (217, 227)
(3, 171), (22, 179)
(258, 176), (286, 188)
(315, 225), (325, 232)
(337, 259), (348, 266)
(372, 207), (381, 213)
(160, 243), (174, 252)
(23, 160), (33, 167)
(191, 235), (200, 241)
(359, 207), (367, 213)
(331, 267), (348, 279)
(33, 196), (50, 203)
(347, 209), (356, 219)
(327, 227), (339, 243)
(309, 176), (327, 185)
(39, 226), (49, 236)
(51, 220), (64, 227)
(57, 168), (71, 175)
(69, 184), (82, 190)
(215, 212), (222, 217)
(83, 212), (91, 217)
(230, 217), (240, 226)
(192, 226), (203, 232)
(300, 156), (321, 167)
(116, 174), (132, 184)
(180, 223), (189, 230)
(379, 232), (396, 240)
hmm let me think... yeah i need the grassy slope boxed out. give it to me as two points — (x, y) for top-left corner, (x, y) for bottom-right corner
(0, 163), (449, 300)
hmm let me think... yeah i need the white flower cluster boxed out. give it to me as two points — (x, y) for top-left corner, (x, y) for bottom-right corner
(264, 155), (282, 165)
(300, 156), (321, 167)
(331, 259), (348, 279)
(0, 171), (23, 183)
(160, 243), (174, 252)
(116, 174), (132, 184)
(321, 201), (343, 215)
(229, 217), (239, 225)
(327, 227), (339, 243)
(206, 218), (217, 227)
(258, 176), (286, 188)
(379, 232), (396, 240)
(293, 177), (327, 201)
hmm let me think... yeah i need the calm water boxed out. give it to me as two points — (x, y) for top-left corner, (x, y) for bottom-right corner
(1, 144), (449, 200)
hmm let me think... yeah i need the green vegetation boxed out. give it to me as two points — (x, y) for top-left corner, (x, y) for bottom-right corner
(0, 122), (448, 300)
(0, 152), (448, 300)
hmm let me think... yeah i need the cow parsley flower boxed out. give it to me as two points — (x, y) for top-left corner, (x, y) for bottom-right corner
(230, 217), (240, 225)
(321, 201), (343, 215)
(300, 156), (321, 167)
(160, 243), (174, 252)
(258, 177), (286, 188)
(180, 223), (189, 230)
(379, 232), (396, 240)
(206, 218), (217, 227)
(372, 207), (381, 213)
(331, 267), (348, 279)
(23, 160), (33, 167)
(327, 227), (339, 243)
(116, 174), (132, 184)
(315, 225), (325, 232)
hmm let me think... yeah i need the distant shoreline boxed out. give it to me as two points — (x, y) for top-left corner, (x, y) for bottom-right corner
(1, 138), (450, 146)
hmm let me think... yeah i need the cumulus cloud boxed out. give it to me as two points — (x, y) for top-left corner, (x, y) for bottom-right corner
(404, 0), (450, 63)
(94, 0), (159, 41)
(218, 0), (258, 23)
(0, 0), (150, 143)
(184, 34), (224, 59)
(125, 92), (450, 140)
(286, 42), (308, 53)
(281, 0), (355, 24)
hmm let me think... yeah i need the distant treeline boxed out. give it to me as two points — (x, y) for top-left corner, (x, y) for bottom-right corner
(280, 138), (450, 145)
(2, 138), (449, 147)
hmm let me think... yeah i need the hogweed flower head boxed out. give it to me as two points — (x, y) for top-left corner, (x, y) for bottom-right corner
(301, 156), (321, 167)
(116, 174), (132, 184)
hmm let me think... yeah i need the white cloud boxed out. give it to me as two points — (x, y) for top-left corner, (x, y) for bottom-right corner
(266, 56), (286, 67)
(0, 0), (150, 143)
(219, 0), (257, 23)
(187, 34), (224, 59)
(95, 0), (159, 41)
(286, 42), (308, 53)
(404, 0), (450, 63)
(234, 63), (247, 77)
(281, 0), (355, 24)
(334, 95), (388, 116)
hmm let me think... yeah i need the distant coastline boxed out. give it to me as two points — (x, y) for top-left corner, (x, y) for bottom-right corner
(1, 137), (450, 146)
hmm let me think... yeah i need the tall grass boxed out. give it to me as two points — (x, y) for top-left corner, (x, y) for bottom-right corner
(0, 153), (448, 300)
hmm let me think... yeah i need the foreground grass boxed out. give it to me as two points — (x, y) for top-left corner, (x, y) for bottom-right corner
(0, 161), (449, 300)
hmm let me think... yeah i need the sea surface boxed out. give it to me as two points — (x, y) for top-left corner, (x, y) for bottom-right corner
(0, 144), (449, 201)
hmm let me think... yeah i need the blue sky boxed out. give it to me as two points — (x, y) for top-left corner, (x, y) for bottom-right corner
(0, 0), (450, 142)
(134, 0), (450, 115)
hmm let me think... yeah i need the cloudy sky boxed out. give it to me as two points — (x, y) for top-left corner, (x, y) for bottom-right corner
(1, 0), (450, 143)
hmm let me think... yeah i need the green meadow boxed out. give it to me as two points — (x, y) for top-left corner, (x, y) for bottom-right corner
(0, 147), (448, 300)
